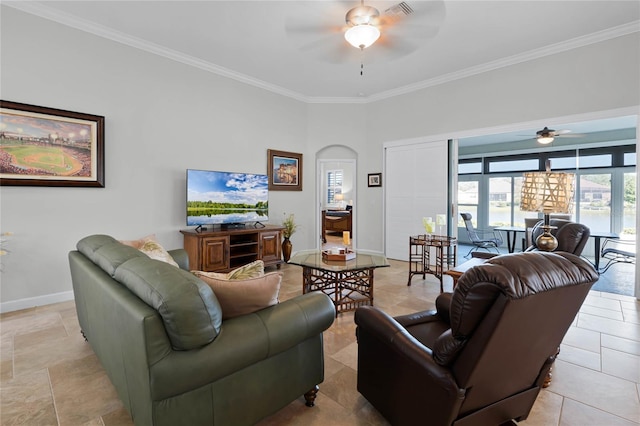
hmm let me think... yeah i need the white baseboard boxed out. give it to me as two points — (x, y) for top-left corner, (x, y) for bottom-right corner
(0, 291), (75, 314)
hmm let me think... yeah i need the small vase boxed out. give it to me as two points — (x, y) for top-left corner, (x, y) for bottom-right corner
(282, 237), (292, 262)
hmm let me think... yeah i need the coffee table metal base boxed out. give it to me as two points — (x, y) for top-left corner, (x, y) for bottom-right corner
(302, 267), (374, 315)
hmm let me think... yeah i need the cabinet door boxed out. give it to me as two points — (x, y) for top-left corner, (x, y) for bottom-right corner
(259, 231), (281, 264)
(202, 236), (228, 271)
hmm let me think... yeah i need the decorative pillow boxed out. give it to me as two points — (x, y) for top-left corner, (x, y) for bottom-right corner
(120, 234), (179, 268)
(196, 272), (282, 320)
(119, 234), (156, 250)
(139, 240), (179, 268)
(192, 260), (265, 281)
(227, 260), (265, 280)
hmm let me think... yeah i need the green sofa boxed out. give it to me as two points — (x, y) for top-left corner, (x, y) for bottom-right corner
(69, 235), (335, 425)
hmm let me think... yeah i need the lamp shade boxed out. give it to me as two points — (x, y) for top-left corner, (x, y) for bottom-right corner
(345, 24), (380, 49)
(520, 171), (575, 214)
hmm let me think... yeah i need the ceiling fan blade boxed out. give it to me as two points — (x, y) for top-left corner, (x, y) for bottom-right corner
(556, 133), (584, 138)
(368, 34), (419, 60)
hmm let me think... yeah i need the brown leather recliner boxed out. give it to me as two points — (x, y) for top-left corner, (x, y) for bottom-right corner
(527, 219), (590, 255)
(355, 251), (599, 426)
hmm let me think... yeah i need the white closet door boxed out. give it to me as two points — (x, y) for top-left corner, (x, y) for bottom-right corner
(385, 140), (448, 261)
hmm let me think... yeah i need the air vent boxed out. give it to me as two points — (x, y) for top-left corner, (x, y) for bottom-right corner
(385, 2), (414, 18)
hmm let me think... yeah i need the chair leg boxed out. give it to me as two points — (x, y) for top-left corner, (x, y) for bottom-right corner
(465, 246), (476, 258)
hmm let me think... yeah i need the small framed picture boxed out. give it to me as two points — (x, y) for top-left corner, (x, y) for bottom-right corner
(368, 173), (382, 187)
(267, 149), (302, 191)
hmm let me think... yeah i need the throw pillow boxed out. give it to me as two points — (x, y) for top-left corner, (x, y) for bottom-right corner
(139, 240), (179, 268)
(192, 260), (265, 281)
(119, 234), (155, 250)
(196, 272), (282, 319)
(227, 260), (265, 280)
(120, 234), (179, 268)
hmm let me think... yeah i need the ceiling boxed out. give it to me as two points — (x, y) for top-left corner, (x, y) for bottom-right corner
(5, 1), (639, 144)
(6, 0), (639, 102)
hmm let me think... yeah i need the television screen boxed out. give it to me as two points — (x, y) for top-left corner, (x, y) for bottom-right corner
(186, 169), (269, 226)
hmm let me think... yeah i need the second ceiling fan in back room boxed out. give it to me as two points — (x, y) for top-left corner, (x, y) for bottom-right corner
(285, 1), (446, 74)
(523, 127), (584, 144)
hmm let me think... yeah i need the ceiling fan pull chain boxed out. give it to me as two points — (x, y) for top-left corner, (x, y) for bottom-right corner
(360, 47), (365, 76)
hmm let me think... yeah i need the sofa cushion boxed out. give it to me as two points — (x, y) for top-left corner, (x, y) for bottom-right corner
(194, 271), (282, 320)
(115, 257), (223, 350)
(77, 235), (147, 277)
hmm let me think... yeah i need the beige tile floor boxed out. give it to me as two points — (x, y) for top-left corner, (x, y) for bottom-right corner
(1, 253), (639, 425)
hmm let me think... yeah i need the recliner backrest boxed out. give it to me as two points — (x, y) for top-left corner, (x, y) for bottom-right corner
(530, 219), (590, 255)
(441, 252), (598, 414)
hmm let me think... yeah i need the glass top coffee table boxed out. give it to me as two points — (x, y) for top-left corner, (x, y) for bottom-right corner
(288, 250), (389, 315)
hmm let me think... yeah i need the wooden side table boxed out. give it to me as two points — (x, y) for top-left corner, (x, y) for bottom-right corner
(408, 234), (457, 292)
(443, 257), (486, 288)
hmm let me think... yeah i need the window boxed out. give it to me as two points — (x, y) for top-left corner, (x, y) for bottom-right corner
(327, 169), (343, 204)
(458, 144), (636, 240)
(487, 176), (526, 227)
(579, 173), (612, 232)
(458, 179), (479, 228)
(488, 158), (538, 173)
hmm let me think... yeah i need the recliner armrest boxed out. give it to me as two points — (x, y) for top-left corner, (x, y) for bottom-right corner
(355, 306), (459, 386)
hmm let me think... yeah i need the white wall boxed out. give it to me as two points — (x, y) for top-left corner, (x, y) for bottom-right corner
(362, 33), (640, 251)
(0, 7), (312, 310)
(1, 7), (638, 311)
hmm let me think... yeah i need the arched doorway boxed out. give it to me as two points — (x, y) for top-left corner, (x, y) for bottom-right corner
(316, 146), (357, 250)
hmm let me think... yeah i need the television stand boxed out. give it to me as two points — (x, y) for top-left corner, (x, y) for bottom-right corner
(181, 225), (285, 272)
(221, 223), (246, 230)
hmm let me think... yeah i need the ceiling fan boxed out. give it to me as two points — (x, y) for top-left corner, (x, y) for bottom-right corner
(285, 1), (446, 65)
(530, 127), (583, 144)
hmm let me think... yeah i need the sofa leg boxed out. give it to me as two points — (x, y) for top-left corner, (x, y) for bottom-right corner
(304, 385), (319, 407)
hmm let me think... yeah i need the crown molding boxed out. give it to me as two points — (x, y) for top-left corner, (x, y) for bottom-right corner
(366, 20), (640, 103)
(3, 1), (310, 103)
(5, 2), (638, 105)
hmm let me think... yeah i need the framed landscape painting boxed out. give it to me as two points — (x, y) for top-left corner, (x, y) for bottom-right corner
(0, 100), (105, 187)
(267, 149), (302, 191)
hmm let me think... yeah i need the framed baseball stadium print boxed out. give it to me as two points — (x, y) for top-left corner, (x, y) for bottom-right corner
(0, 100), (105, 187)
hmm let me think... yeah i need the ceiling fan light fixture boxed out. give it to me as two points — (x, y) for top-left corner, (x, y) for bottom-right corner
(537, 135), (555, 144)
(345, 24), (380, 49)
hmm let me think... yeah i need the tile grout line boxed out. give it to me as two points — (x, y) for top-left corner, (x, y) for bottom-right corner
(46, 367), (62, 426)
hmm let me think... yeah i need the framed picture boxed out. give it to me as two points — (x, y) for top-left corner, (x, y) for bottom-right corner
(0, 100), (105, 187)
(267, 149), (302, 191)
(368, 173), (382, 187)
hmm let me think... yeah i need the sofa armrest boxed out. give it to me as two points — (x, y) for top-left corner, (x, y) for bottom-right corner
(168, 249), (189, 271)
(149, 292), (335, 400)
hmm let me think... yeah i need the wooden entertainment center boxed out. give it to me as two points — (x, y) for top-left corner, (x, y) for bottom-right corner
(181, 225), (284, 272)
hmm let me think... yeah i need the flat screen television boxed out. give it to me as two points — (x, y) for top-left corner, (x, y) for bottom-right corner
(186, 169), (268, 228)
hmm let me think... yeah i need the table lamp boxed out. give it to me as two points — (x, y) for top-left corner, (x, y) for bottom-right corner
(334, 193), (344, 208)
(520, 164), (575, 251)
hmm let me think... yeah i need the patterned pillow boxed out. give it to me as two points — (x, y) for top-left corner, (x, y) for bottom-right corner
(119, 234), (155, 250)
(139, 240), (179, 268)
(227, 260), (265, 280)
(196, 272), (282, 319)
(120, 234), (179, 268)
(193, 260), (265, 281)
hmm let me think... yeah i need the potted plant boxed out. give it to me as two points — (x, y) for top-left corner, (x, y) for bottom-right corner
(282, 213), (297, 262)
